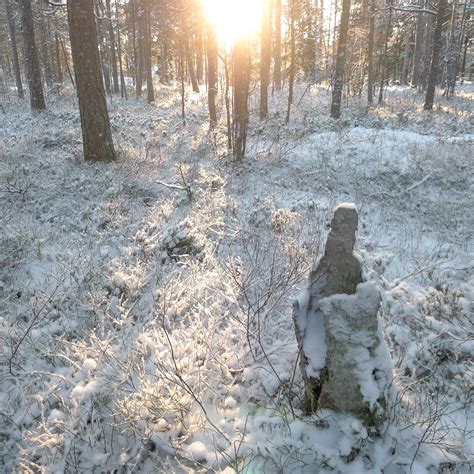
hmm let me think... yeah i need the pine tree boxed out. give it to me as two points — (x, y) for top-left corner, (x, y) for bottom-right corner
(67, 0), (116, 161)
(424, 0), (447, 110)
(330, 0), (351, 118)
(19, 0), (46, 110)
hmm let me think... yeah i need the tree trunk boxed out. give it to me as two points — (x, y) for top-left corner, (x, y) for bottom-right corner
(182, 17), (200, 93)
(286, 0), (296, 123)
(58, 34), (75, 86)
(330, 0), (351, 118)
(106, 0), (120, 94)
(5, 0), (24, 98)
(411, 0), (425, 86)
(207, 24), (218, 125)
(160, 41), (169, 84)
(135, 0), (144, 97)
(38, 2), (53, 86)
(260, 0), (272, 119)
(457, 0), (469, 85)
(420, 11), (434, 89)
(131, 0), (137, 83)
(19, 0), (46, 110)
(55, 32), (63, 84)
(223, 51), (232, 149)
(444, 0), (458, 98)
(378, 7), (392, 104)
(96, 3), (111, 95)
(331, 0), (338, 62)
(233, 38), (250, 159)
(459, 35), (469, 84)
(400, 33), (411, 86)
(47, 15), (58, 85)
(424, 0), (447, 110)
(367, 0), (375, 103)
(143, 0), (154, 102)
(114, 0), (127, 98)
(273, 0), (282, 91)
(196, 30), (204, 84)
(318, 0), (326, 79)
(179, 37), (185, 121)
(67, 0), (116, 161)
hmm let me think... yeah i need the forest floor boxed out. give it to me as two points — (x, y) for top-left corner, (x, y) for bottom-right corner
(0, 83), (473, 473)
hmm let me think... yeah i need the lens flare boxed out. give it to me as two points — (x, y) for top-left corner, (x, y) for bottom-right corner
(201, 0), (264, 44)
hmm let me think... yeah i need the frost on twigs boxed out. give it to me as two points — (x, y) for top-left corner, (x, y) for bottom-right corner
(161, 219), (207, 260)
(294, 203), (392, 428)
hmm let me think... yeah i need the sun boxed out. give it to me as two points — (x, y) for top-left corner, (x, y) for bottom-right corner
(201, 0), (264, 45)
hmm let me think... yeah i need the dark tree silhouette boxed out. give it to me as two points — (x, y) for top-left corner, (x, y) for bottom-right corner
(330, 0), (351, 118)
(19, 0), (46, 110)
(67, 0), (116, 161)
(424, 0), (447, 110)
(5, 0), (24, 98)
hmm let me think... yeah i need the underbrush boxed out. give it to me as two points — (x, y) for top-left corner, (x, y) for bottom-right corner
(1, 83), (472, 472)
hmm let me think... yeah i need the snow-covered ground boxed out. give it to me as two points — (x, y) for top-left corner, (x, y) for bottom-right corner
(1, 83), (473, 473)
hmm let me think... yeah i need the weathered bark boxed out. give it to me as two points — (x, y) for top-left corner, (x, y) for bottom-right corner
(5, 0), (24, 98)
(273, 0), (282, 91)
(19, 0), (46, 110)
(67, 0), (116, 161)
(260, 0), (272, 119)
(424, 0), (447, 110)
(330, 0), (351, 118)
(207, 24), (218, 125)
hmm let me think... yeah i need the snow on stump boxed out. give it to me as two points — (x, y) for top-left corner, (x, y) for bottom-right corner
(294, 203), (392, 428)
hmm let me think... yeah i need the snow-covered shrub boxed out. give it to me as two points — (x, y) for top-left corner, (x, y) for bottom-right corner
(422, 285), (468, 323)
(161, 219), (207, 260)
(381, 280), (473, 465)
